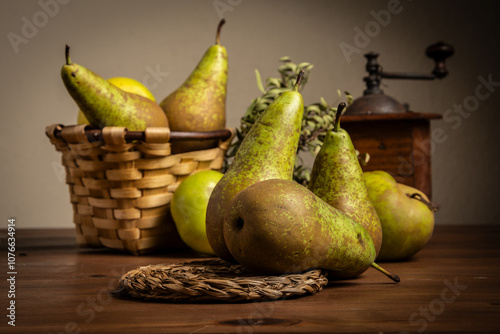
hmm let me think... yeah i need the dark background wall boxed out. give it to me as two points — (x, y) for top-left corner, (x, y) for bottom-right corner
(1, 0), (499, 227)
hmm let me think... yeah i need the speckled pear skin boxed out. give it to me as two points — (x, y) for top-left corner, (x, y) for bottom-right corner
(160, 20), (227, 153)
(364, 170), (435, 261)
(223, 179), (377, 275)
(76, 77), (157, 125)
(61, 47), (168, 131)
(308, 115), (382, 278)
(308, 129), (382, 253)
(206, 79), (304, 262)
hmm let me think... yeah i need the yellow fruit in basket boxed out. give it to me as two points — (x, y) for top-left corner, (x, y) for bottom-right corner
(171, 170), (223, 255)
(76, 77), (156, 124)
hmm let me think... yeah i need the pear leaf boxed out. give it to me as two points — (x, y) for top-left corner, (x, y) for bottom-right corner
(255, 69), (266, 94)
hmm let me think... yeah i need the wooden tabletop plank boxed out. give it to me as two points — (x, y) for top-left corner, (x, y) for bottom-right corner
(2, 225), (499, 333)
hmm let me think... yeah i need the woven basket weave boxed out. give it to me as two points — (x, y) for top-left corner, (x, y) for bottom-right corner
(45, 124), (234, 255)
(115, 259), (328, 302)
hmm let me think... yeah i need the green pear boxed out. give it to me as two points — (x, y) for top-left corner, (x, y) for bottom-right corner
(160, 19), (228, 153)
(61, 46), (168, 131)
(206, 71), (305, 262)
(364, 170), (436, 261)
(308, 104), (382, 277)
(224, 179), (399, 282)
(77, 77), (157, 125)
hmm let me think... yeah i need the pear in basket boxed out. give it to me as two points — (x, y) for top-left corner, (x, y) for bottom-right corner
(61, 45), (168, 131)
(160, 19), (228, 153)
(76, 77), (156, 125)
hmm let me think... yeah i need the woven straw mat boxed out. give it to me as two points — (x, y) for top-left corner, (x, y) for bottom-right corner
(115, 259), (329, 302)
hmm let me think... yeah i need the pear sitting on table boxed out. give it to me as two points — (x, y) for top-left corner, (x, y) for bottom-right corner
(308, 103), (382, 278)
(223, 179), (399, 282)
(364, 170), (436, 261)
(206, 70), (305, 263)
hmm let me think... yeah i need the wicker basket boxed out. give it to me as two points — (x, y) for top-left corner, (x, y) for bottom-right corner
(45, 124), (235, 255)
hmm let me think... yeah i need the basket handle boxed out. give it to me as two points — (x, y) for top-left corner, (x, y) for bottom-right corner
(48, 125), (234, 143)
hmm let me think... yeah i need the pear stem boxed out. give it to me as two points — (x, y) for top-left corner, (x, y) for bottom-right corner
(333, 102), (346, 132)
(65, 44), (71, 65)
(407, 193), (438, 212)
(216, 19), (226, 45)
(293, 69), (305, 92)
(371, 262), (400, 283)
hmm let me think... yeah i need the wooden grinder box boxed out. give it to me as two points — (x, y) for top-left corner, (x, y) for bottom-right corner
(342, 112), (442, 199)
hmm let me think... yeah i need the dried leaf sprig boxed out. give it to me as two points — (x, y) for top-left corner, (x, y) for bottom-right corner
(225, 57), (355, 185)
(226, 57), (313, 159)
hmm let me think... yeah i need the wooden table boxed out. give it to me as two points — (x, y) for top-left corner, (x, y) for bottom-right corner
(2, 226), (499, 333)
